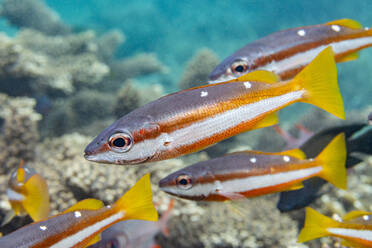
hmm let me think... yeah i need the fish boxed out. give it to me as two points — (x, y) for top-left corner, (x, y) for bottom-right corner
(89, 200), (174, 248)
(273, 124), (314, 150)
(2, 161), (50, 225)
(159, 133), (346, 201)
(0, 174), (158, 248)
(369, 112), (372, 125)
(84, 46), (344, 165)
(298, 207), (372, 247)
(277, 123), (372, 212)
(209, 19), (372, 83)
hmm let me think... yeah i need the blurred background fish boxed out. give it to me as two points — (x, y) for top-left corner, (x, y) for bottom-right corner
(2, 161), (50, 225)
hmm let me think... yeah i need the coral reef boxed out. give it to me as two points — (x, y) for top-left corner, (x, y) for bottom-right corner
(0, 0), (70, 35)
(178, 48), (220, 90)
(0, 93), (41, 174)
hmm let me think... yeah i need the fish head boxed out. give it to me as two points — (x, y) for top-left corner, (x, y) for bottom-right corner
(159, 162), (215, 201)
(8, 161), (37, 189)
(84, 115), (162, 165)
(208, 54), (254, 83)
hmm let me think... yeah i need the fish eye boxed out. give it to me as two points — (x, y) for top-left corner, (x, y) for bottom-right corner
(108, 132), (133, 153)
(176, 174), (192, 190)
(231, 60), (249, 75)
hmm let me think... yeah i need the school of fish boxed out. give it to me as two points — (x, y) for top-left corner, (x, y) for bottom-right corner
(1, 18), (372, 248)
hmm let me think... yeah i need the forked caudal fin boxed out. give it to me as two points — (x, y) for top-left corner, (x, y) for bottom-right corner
(298, 207), (340, 243)
(291, 46), (345, 120)
(114, 173), (158, 222)
(315, 133), (347, 190)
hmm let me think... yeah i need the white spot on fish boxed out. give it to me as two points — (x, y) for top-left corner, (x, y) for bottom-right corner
(200, 91), (208, 97)
(243, 82), (252, 89)
(40, 225), (47, 231)
(363, 215), (369, 221)
(74, 211), (82, 218)
(297, 29), (306, 36)
(250, 157), (257, 163)
(365, 27), (370, 31)
(283, 156), (290, 162)
(331, 25), (341, 32)
(106, 205), (111, 209)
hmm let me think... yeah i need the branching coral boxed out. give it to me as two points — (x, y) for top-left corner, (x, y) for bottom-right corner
(0, 0), (70, 35)
(178, 48), (219, 90)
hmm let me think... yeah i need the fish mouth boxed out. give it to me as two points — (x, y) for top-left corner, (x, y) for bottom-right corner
(84, 153), (151, 165)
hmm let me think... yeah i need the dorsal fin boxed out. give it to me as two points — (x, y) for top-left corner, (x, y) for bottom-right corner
(235, 70), (280, 84)
(63, 198), (104, 214)
(343, 210), (372, 221)
(270, 148), (306, 159)
(326, 19), (362, 29)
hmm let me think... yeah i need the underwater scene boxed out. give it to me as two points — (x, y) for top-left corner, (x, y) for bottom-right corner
(0, 0), (372, 247)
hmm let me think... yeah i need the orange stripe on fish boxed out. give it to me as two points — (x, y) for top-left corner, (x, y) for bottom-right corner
(209, 18), (372, 82)
(159, 134), (346, 201)
(84, 47), (344, 165)
(0, 174), (158, 248)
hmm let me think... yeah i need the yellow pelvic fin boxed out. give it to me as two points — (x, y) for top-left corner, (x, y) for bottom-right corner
(292, 46), (345, 119)
(343, 210), (372, 221)
(269, 148), (306, 160)
(285, 182), (304, 191)
(298, 207), (340, 243)
(251, 112), (279, 130)
(235, 70), (279, 84)
(316, 133), (347, 190)
(84, 234), (101, 247)
(114, 173), (158, 222)
(23, 174), (50, 221)
(63, 198), (104, 214)
(326, 19), (362, 29)
(338, 52), (360, 63)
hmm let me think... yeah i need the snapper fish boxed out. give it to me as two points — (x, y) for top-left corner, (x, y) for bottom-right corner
(84, 47), (344, 165)
(0, 174), (158, 248)
(159, 134), (346, 201)
(2, 161), (50, 225)
(298, 208), (372, 247)
(209, 19), (372, 83)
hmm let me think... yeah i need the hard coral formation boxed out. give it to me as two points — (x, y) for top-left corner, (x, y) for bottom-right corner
(0, 93), (41, 174)
(178, 48), (219, 90)
(0, 0), (70, 35)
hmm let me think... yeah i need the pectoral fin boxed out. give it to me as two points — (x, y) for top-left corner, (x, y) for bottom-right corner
(285, 182), (304, 191)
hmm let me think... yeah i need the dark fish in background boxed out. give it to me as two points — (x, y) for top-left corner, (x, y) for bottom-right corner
(89, 200), (174, 248)
(208, 19), (372, 83)
(369, 112), (372, 125)
(277, 123), (372, 212)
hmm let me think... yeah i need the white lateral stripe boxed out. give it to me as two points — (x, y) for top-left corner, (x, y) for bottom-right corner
(162, 166), (322, 197)
(261, 37), (372, 74)
(327, 228), (372, 241)
(7, 188), (25, 201)
(169, 90), (304, 148)
(50, 212), (124, 248)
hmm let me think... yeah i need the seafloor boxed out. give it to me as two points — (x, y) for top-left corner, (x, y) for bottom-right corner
(0, 0), (371, 247)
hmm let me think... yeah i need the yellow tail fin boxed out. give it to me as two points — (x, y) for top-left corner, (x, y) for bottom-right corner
(291, 46), (345, 119)
(298, 207), (340, 243)
(316, 133), (347, 189)
(114, 173), (158, 222)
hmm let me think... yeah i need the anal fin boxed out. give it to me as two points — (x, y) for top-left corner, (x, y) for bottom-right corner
(252, 112), (279, 130)
(84, 234), (101, 247)
(285, 182), (304, 191)
(338, 52), (360, 63)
